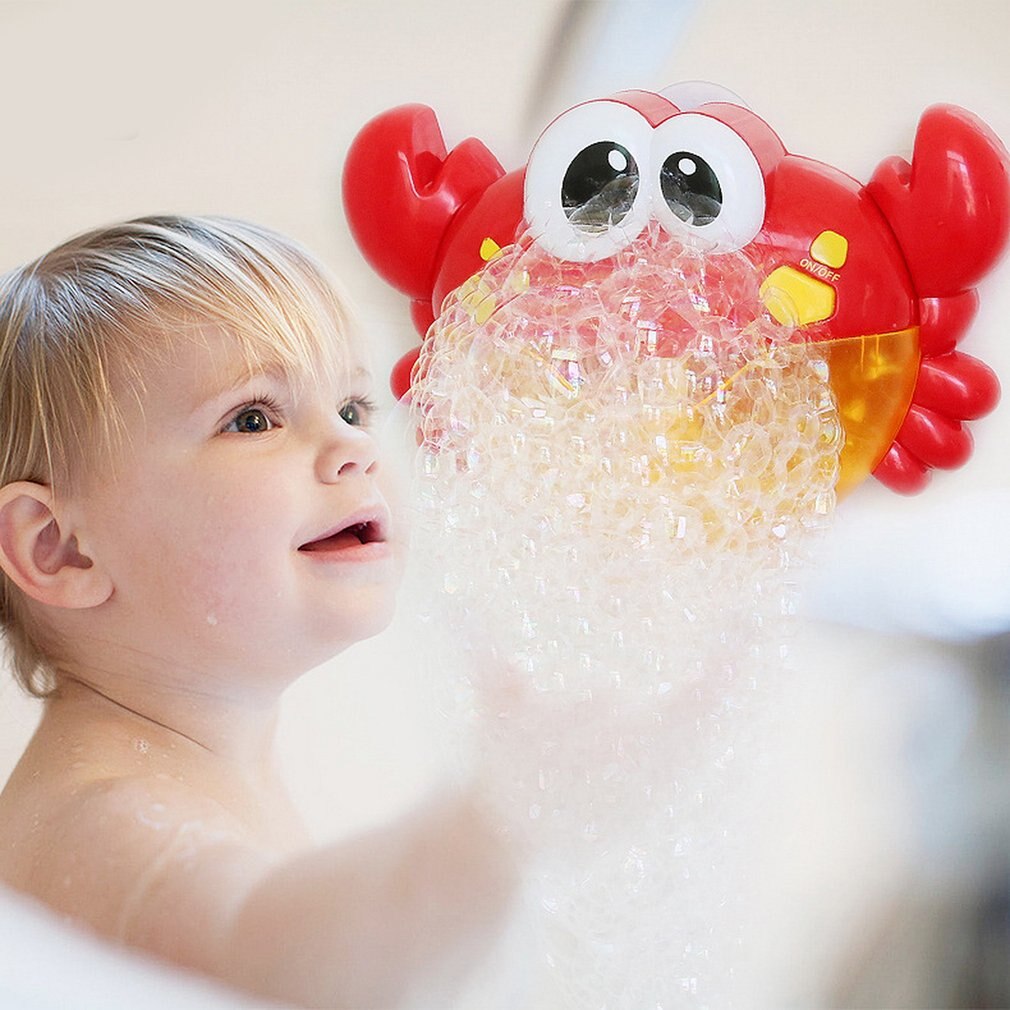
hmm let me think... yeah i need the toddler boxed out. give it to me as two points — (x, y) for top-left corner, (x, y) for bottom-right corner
(0, 216), (512, 1008)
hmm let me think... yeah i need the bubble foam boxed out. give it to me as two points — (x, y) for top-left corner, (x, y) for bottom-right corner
(408, 225), (842, 1008)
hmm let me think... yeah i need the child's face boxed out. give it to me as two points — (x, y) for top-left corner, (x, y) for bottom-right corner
(67, 324), (401, 695)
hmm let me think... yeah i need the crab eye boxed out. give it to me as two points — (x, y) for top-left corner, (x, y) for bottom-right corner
(651, 113), (766, 252)
(524, 99), (653, 262)
(661, 151), (722, 226)
(562, 141), (639, 232)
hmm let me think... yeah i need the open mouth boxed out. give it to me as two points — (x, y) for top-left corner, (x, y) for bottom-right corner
(299, 519), (387, 554)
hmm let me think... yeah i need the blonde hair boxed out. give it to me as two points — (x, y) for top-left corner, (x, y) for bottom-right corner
(0, 215), (354, 695)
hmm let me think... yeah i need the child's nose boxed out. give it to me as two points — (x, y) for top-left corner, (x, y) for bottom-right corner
(314, 426), (378, 484)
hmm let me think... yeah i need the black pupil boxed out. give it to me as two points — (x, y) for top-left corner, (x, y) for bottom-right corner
(660, 151), (722, 226)
(237, 409), (268, 432)
(561, 141), (638, 232)
(340, 402), (360, 426)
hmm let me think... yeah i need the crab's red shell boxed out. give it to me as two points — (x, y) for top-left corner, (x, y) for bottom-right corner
(343, 86), (1009, 495)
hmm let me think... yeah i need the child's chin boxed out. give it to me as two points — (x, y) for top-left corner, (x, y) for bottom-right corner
(331, 588), (399, 648)
(352, 606), (396, 645)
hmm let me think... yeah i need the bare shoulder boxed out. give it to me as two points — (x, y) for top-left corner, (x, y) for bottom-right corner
(1, 771), (276, 973)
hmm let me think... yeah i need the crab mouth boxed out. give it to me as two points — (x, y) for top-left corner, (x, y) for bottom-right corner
(299, 518), (388, 553)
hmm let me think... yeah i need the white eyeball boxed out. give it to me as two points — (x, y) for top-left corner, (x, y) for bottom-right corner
(651, 112), (766, 252)
(524, 99), (654, 262)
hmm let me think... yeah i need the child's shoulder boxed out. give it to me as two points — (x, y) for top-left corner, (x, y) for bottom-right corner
(0, 718), (267, 946)
(0, 754), (250, 890)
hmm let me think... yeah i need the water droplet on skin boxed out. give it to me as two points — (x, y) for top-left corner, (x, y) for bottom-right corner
(134, 739), (150, 754)
(136, 803), (171, 831)
(206, 613), (219, 626)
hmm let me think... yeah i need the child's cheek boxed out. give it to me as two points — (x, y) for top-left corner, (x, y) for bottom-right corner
(164, 489), (291, 628)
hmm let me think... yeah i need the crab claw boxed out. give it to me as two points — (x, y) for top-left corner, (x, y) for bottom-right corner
(391, 346), (421, 402)
(873, 410), (974, 493)
(914, 350), (1001, 420)
(342, 104), (506, 328)
(866, 106), (1008, 494)
(867, 104), (1010, 298)
(873, 441), (932, 495)
(873, 349), (1000, 494)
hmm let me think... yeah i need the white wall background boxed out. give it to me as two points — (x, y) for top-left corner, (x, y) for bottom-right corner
(0, 0), (1007, 874)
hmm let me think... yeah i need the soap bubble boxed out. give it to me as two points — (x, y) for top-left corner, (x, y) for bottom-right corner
(408, 223), (842, 1008)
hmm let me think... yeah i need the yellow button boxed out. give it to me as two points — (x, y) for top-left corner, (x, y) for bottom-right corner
(810, 230), (848, 269)
(479, 236), (502, 261)
(760, 266), (836, 326)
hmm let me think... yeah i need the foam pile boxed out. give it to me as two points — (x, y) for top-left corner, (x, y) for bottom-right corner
(408, 225), (842, 1008)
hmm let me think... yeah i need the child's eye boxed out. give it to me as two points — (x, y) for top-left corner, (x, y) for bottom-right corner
(339, 398), (377, 427)
(222, 405), (277, 434)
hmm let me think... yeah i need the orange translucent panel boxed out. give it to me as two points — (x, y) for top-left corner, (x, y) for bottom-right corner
(823, 327), (920, 497)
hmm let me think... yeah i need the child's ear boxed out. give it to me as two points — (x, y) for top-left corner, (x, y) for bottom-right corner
(0, 481), (113, 609)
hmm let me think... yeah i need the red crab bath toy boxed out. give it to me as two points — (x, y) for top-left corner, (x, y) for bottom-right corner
(343, 83), (1009, 495)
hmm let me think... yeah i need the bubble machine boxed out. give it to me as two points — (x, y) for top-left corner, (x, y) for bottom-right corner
(344, 84), (1009, 1007)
